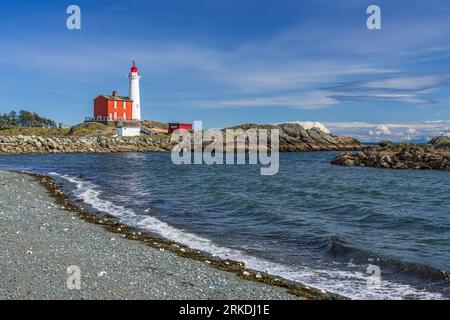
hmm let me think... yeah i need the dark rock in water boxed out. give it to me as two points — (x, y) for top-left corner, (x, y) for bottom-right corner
(332, 139), (450, 172)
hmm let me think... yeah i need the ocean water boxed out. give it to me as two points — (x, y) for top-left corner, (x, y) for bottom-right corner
(0, 152), (449, 299)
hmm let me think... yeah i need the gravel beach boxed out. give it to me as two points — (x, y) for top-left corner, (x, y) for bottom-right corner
(0, 170), (298, 300)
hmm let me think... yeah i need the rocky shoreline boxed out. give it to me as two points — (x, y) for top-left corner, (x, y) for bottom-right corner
(0, 123), (364, 154)
(332, 137), (450, 171)
(0, 135), (173, 154)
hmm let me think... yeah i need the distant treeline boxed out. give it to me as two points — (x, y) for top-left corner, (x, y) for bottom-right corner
(0, 110), (57, 128)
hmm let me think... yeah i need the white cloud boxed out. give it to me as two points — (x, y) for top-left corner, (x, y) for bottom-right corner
(327, 74), (450, 105)
(377, 125), (392, 135)
(198, 91), (339, 110)
(293, 121), (331, 134)
(348, 74), (450, 91)
(325, 121), (450, 142)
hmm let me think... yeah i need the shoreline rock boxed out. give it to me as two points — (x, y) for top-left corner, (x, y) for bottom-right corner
(0, 123), (365, 155)
(331, 138), (450, 171)
(228, 123), (365, 152)
(0, 135), (174, 154)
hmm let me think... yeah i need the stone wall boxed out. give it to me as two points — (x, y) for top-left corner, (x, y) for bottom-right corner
(0, 136), (173, 154)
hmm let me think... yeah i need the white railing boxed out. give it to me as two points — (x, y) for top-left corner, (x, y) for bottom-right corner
(85, 117), (140, 122)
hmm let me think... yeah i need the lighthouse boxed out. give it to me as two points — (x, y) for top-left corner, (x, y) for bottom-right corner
(128, 61), (141, 121)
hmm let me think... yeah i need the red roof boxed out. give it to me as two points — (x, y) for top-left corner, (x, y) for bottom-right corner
(95, 94), (132, 102)
(131, 62), (138, 73)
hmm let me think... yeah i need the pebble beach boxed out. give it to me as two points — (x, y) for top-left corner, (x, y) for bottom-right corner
(0, 170), (297, 300)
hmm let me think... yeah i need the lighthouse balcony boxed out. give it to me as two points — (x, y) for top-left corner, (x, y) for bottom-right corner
(85, 116), (140, 125)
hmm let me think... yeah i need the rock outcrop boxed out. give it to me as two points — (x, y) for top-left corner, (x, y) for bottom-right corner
(0, 123), (365, 155)
(429, 136), (450, 149)
(0, 136), (173, 154)
(332, 139), (450, 171)
(227, 123), (364, 152)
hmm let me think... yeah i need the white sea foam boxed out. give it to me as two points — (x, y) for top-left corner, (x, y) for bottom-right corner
(50, 172), (443, 300)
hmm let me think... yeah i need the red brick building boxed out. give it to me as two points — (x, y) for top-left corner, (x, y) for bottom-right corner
(94, 91), (133, 122)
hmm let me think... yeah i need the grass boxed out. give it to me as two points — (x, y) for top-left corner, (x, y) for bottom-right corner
(0, 122), (113, 137)
(0, 125), (69, 136)
(145, 133), (170, 139)
(0, 121), (171, 139)
(68, 122), (116, 137)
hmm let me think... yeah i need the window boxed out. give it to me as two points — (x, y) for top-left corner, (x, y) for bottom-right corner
(123, 101), (127, 108)
(109, 113), (113, 120)
(114, 112), (117, 120)
(114, 101), (117, 109)
(123, 112), (127, 120)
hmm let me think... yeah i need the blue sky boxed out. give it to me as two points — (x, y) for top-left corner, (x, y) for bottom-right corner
(0, 0), (450, 141)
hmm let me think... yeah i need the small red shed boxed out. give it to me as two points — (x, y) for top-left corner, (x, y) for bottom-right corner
(168, 123), (193, 134)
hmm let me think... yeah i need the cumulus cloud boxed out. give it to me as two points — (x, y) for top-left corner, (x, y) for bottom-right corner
(292, 121), (331, 134)
(377, 125), (392, 135)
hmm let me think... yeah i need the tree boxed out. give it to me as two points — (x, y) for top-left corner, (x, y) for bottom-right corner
(0, 109), (57, 128)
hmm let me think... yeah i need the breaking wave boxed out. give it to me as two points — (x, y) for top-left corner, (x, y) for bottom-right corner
(49, 172), (443, 300)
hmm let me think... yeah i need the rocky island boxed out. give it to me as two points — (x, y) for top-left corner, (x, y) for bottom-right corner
(332, 136), (450, 171)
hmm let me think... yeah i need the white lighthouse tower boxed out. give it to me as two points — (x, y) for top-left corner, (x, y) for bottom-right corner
(128, 61), (141, 121)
